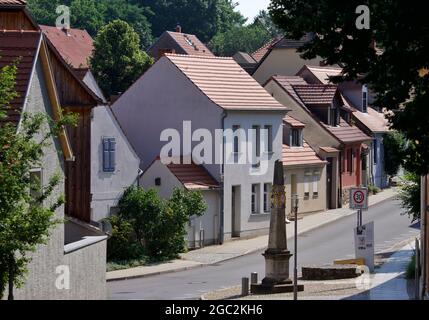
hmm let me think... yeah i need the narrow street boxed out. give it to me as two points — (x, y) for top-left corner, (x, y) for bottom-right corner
(108, 199), (420, 300)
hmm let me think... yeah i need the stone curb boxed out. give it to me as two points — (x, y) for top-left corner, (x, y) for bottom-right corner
(107, 193), (396, 282)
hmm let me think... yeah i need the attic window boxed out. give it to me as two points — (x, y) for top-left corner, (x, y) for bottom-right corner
(290, 129), (303, 147)
(155, 177), (161, 186)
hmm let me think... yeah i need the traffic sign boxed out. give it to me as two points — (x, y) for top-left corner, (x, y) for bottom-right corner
(350, 187), (368, 210)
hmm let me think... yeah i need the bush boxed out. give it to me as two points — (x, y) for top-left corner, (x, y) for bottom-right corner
(368, 185), (381, 195)
(108, 186), (207, 262)
(398, 172), (421, 222)
(106, 215), (145, 261)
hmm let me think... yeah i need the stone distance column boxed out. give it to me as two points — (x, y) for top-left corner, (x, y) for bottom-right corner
(251, 160), (304, 294)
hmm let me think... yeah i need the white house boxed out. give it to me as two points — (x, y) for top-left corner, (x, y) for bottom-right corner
(141, 157), (220, 248)
(90, 105), (141, 222)
(112, 54), (288, 241)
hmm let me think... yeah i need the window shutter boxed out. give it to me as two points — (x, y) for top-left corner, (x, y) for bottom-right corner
(109, 138), (116, 172)
(102, 138), (109, 172)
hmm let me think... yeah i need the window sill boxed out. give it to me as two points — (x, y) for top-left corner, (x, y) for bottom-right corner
(251, 212), (271, 216)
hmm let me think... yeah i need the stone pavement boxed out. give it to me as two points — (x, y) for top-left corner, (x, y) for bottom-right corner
(107, 188), (397, 282)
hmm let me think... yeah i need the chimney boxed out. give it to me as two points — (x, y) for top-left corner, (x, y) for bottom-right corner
(175, 24), (182, 33)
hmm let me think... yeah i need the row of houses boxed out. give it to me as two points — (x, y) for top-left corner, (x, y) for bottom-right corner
(0, 0), (391, 299)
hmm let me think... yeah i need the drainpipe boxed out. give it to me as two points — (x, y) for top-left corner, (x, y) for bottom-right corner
(219, 111), (228, 244)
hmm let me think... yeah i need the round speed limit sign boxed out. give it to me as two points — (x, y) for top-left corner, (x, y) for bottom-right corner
(350, 188), (368, 210)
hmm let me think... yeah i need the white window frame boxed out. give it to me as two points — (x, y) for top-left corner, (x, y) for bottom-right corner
(263, 183), (272, 213)
(251, 184), (260, 214)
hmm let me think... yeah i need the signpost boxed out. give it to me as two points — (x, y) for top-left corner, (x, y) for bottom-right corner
(350, 188), (374, 272)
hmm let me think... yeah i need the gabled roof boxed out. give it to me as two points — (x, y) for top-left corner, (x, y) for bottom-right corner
(269, 75), (370, 144)
(0, 30), (41, 126)
(298, 65), (343, 84)
(165, 54), (287, 111)
(0, 30), (74, 160)
(0, 0), (27, 7)
(353, 107), (390, 133)
(159, 31), (214, 57)
(40, 25), (93, 70)
(292, 84), (338, 106)
(251, 37), (281, 62)
(166, 162), (219, 190)
(282, 141), (326, 167)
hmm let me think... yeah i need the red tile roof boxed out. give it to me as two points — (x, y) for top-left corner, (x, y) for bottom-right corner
(319, 146), (340, 153)
(166, 162), (219, 190)
(283, 115), (305, 128)
(292, 84), (338, 105)
(0, 30), (41, 126)
(165, 54), (287, 111)
(251, 37), (280, 62)
(282, 141), (326, 167)
(270, 75), (308, 107)
(167, 31), (214, 57)
(40, 25), (93, 70)
(323, 122), (371, 143)
(0, 0), (26, 6)
(353, 107), (390, 133)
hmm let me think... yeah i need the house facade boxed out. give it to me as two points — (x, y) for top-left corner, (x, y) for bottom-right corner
(282, 116), (327, 216)
(112, 54), (288, 241)
(297, 65), (390, 189)
(252, 35), (323, 85)
(0, 1), (107, 299)
(265, 75), (371, 207)
(141, 158), (220, 248)
(147, 25), (214, 61)
(41, 23), (141, 223)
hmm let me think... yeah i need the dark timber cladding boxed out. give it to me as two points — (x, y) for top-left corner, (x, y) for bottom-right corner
(45, 39), (100, 222)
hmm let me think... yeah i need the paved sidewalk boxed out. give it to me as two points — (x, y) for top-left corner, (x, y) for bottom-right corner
(345, 242), (415, 300)
(107, 188), (397, 281)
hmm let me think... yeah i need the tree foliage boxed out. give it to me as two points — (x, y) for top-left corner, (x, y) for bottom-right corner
(209, 22), (273, 57)
(108, 186), (207, 261)
(0, 60), (76, 299)
(89, 20), (153, 97)
(383, 131), (406, 177)
(269, 0), (429, 175)
(132, 0), (246, 42)
(27, 0), (154, 48)
(398, 172), (421, 222)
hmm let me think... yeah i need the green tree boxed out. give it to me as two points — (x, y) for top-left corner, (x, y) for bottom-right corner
(114, 186), (207, 260)
(383, 131), (406, 177)
(209, 22), (272, 56)
(133, 0), (246, 42)
(398, 172), (421, 222)
(90, 20), (153, 97)
(27, 0), (61, 25)
(0, 61), (76, 300)
(269, 0), (429, 175)
(69, 0), (105, 36)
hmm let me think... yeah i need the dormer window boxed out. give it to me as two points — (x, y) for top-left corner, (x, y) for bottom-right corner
(362, 85), (368, 113)
(290, 128), (303, 147)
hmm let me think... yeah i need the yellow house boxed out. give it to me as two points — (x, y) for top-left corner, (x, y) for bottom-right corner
(282, 116), (327, 217)
(252, 35), (323, 85)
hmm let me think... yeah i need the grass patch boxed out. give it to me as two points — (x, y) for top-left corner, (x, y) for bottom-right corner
(406, 254), (416, 279)
(106, 255), (179, 272)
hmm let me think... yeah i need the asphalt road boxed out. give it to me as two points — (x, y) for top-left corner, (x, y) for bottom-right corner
(108, 199), (420, 300)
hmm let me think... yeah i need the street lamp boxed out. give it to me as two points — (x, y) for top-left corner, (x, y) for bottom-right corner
(292, 194), (299, 301)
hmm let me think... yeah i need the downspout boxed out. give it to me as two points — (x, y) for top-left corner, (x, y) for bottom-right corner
(219, 111), (227, 244)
